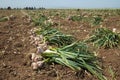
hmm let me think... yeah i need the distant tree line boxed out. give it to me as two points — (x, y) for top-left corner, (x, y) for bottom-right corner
(0, 6), (45, 10)
(23, 7), (45, 10)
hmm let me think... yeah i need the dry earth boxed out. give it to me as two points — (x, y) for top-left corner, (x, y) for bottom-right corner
(0, 10), (120, 80)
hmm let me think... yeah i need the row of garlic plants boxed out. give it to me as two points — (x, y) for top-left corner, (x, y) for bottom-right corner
(28, 10), (120, 80)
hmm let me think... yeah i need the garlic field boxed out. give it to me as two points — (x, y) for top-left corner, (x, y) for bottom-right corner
(0, 9), (120, 80)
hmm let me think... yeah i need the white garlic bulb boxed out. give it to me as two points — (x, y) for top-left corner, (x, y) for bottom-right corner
(31, 62), (38, 70)
(113, 28), (116, 32)
(37, 61), (44, 68)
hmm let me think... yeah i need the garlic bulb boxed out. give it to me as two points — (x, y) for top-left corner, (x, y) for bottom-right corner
(37, 46), (44, 54)
(37, 43), (48, 54)
(37, 61), (44, 68)
(31, 61), (44, 70)
(33, 55), (43, 62)
(31, 62), (38, 70)
(31, 53), (43, 62)
(113, 28), (116, 32)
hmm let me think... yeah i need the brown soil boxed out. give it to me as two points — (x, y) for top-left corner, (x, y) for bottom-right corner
(0, 10), (120, 80)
